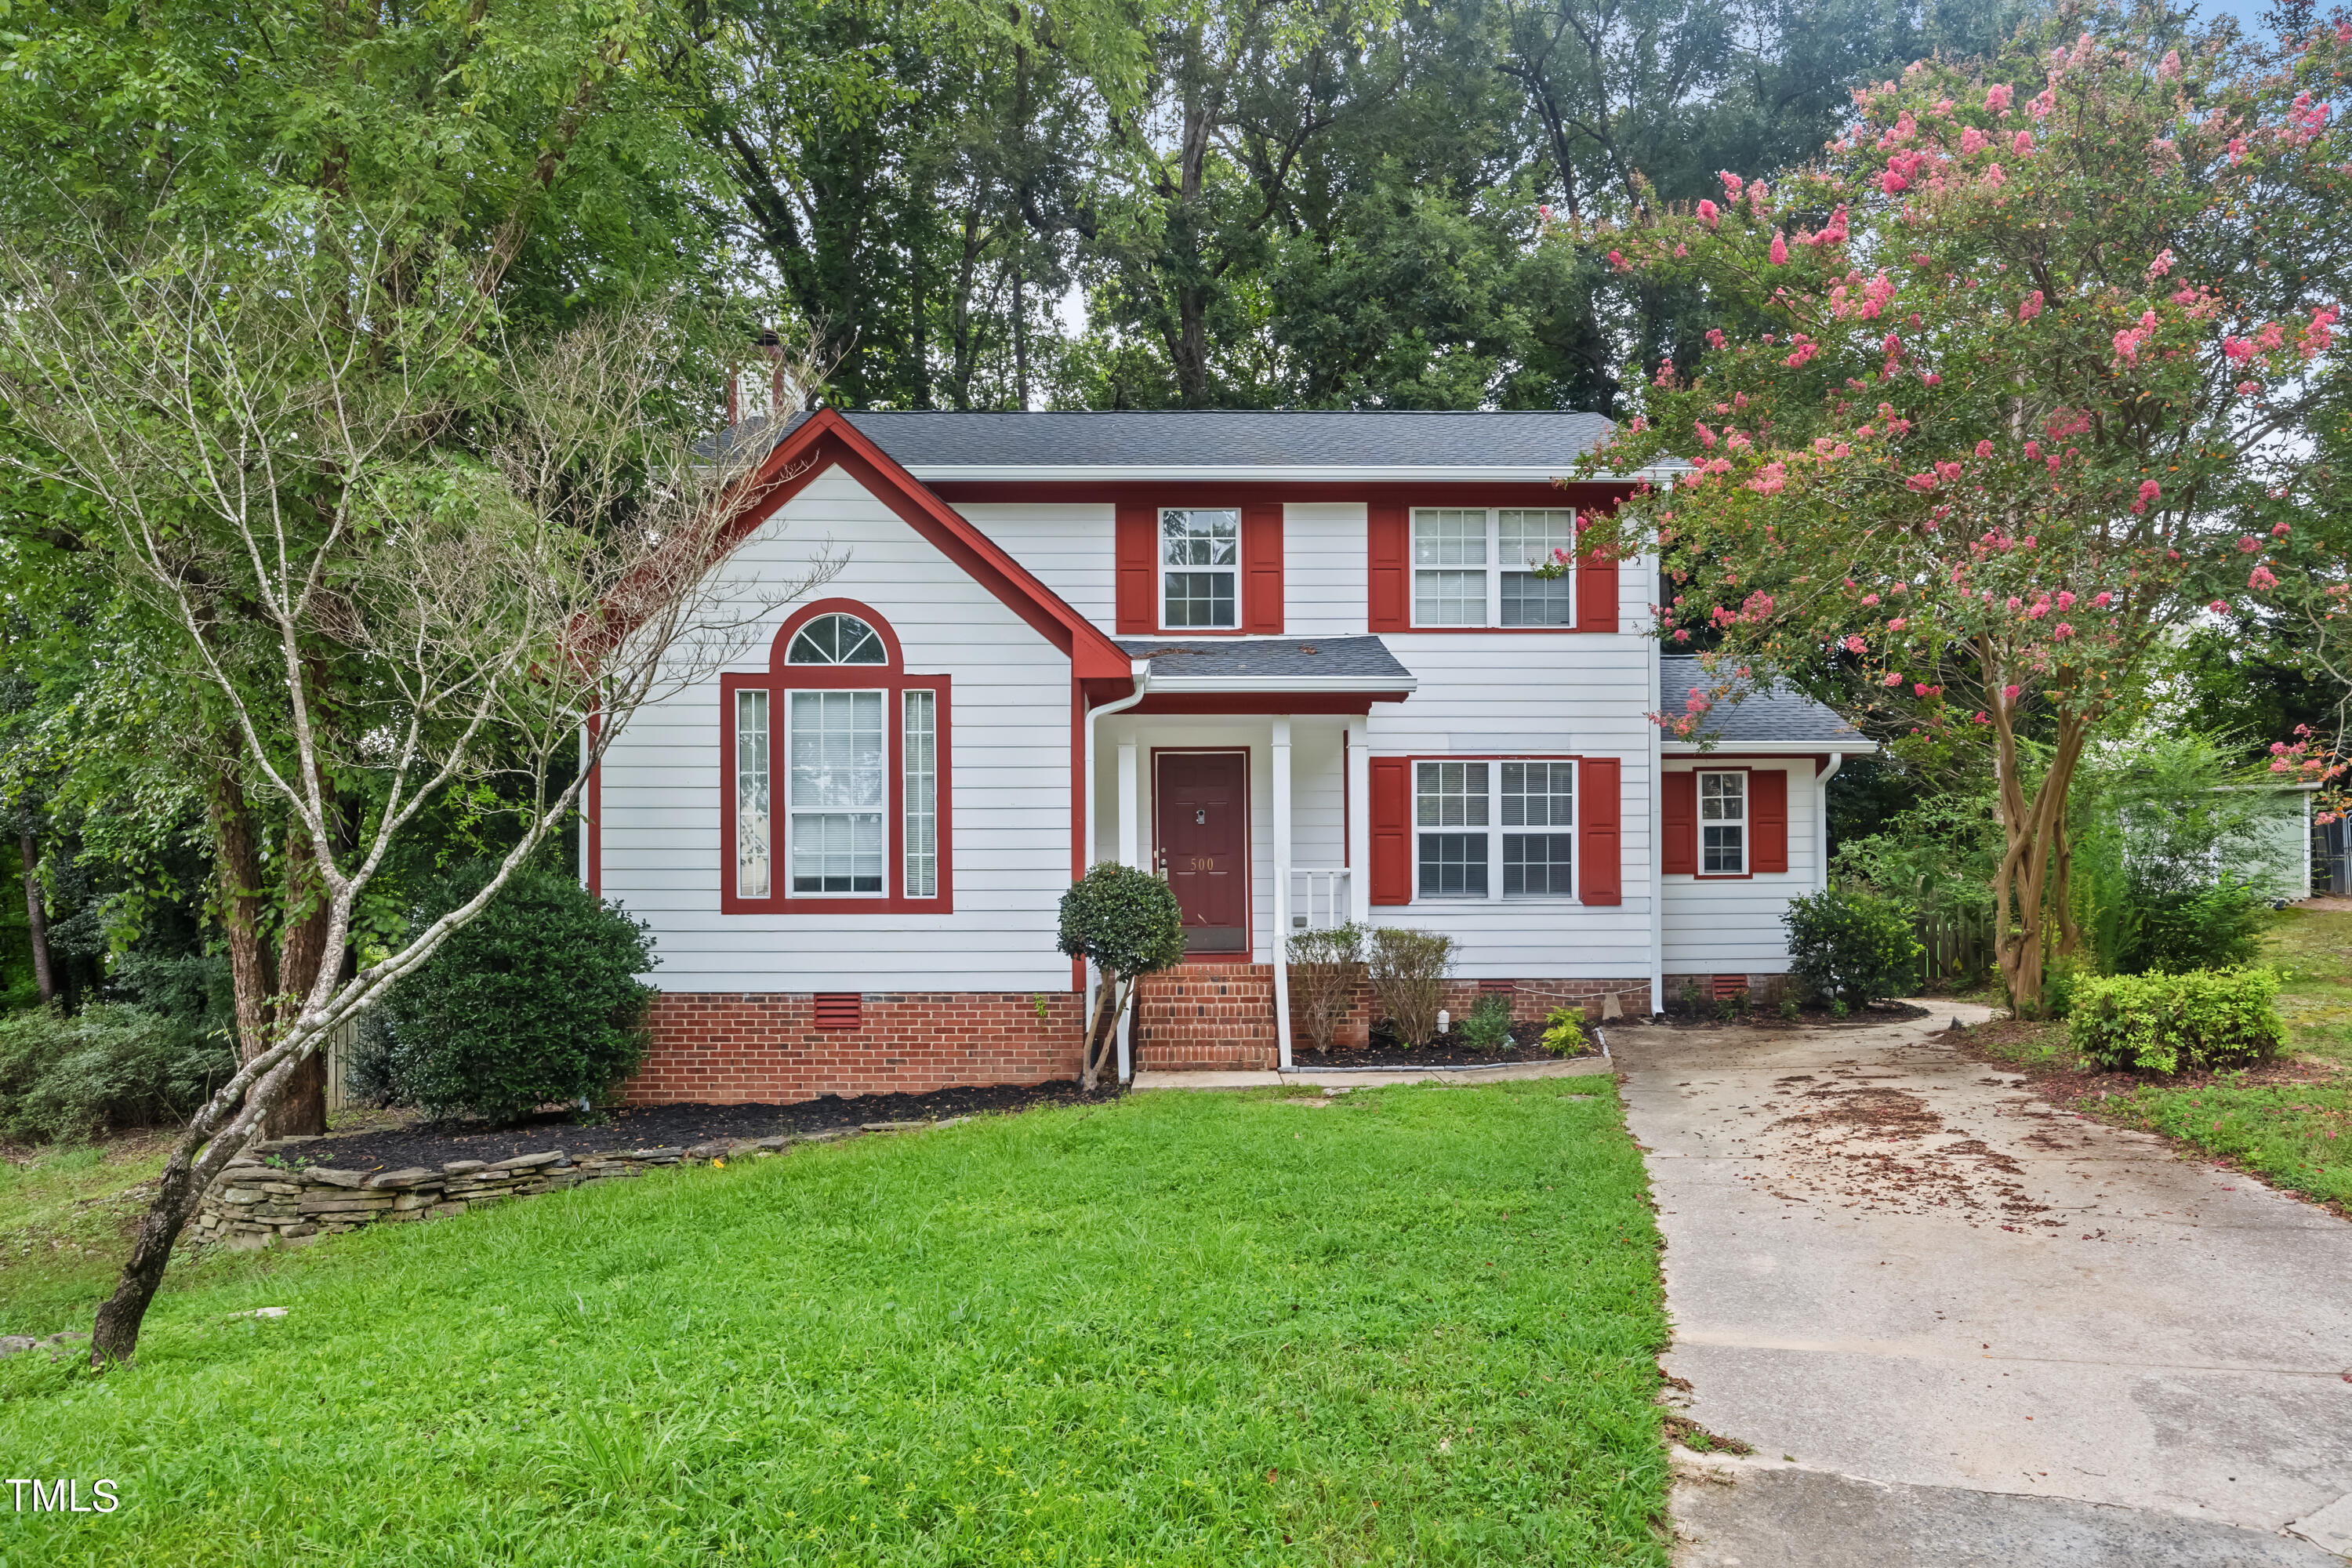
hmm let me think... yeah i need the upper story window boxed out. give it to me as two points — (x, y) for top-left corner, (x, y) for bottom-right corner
(724, 600), (951, 914)
(1414, 759), (1576, 900)
(1411, 508), (1576, 628)
(1161, 508), (1240, 629)
(1700, 771), (1746, 874)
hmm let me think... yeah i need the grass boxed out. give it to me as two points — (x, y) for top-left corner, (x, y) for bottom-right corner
(0, 1134), (179, 1330)
(1971, 906), (2352, 1210)
(0, 1080), (1669, 1566)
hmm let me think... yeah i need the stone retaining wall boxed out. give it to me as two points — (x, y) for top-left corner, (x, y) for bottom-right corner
(186, 1120), (937, 1250)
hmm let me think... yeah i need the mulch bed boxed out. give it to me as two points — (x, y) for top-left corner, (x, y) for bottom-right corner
(1958, 1017), (2340, 1102)
(262, 1080), (1114, 1175)
(1292, 1022), (1594, 1069)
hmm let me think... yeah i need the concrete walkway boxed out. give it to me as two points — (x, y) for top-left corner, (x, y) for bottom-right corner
(1615, 1000), (2352, 1566)
(1131, 1054), (1617, 1091)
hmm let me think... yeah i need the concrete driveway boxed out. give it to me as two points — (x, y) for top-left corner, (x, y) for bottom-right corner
(1615, 1000), (2352, 1566)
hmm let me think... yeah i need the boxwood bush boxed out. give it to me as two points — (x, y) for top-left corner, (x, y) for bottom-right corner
(2070, 967), (2285, 1076)
(1784, 887), (1922, 1007)
(357, 862), (657, 1123)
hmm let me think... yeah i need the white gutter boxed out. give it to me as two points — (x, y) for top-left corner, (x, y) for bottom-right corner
(909, 464), (1684, 485)
(1083, 659), (1152, 1084)
(1815, 753), (1845, 893)
(1143, 674), (1417, 695)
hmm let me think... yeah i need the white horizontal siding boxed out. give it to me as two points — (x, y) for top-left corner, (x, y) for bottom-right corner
(600, 466), (1076, 993)
(953, 503), (1116, 632)
(1283, 503), (1369, 635)
(1658, 760), (1822, 975)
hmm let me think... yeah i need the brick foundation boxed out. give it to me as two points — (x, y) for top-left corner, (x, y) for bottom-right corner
(626, 991), (1086, 1105)
(1134, 963), (1279, 1072)
(1290, 976), (1653, 1051)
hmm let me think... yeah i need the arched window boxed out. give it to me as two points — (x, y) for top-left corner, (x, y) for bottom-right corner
(722, 601), (951, 913)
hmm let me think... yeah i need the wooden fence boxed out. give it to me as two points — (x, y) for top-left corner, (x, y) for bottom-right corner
(1913, 906), (1994, 990)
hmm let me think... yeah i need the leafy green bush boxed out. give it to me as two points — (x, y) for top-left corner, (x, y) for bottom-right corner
(1539, 1005), (1587, 1056)
(1368, 927), (1454, 1046)
(2106, 881), (2268, 976)
(2070, 967), (2285, 1076)
(1057, 862), (1186, 1087)
(0, 1002), (235, 1143)
(360, 862), (656, 1123)
(1460, 993), (1514, 1054)
(1784, 887), (1922, 1007)
(1286, 922), (1366, 1051)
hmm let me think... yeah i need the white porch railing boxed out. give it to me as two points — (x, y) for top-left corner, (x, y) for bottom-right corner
(1287, 867), (1352, 931)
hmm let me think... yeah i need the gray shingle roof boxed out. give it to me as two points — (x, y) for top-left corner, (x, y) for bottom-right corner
(809, 410), (1615, 469)
(1119, 636), (1413, 685)
(1660, 655), (1870, 746)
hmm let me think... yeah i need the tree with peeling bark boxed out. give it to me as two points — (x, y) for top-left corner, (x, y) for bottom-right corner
(0, 216), (826, 1365)
(1573, 12), (2352, 1012)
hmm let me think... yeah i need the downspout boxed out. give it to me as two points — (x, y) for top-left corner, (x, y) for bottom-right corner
(1084, 659), (1152, 1083)
(1816, 753), (1845, 892)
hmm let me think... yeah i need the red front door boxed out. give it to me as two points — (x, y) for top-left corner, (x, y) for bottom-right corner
(1156, 751), (1247, 954)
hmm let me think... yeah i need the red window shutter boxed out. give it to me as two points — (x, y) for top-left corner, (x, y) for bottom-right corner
(1116, 502), (1156, 633)
(1243, 503), (1283, 633)
(814, 993), (862, 1030)
(1367, 502), (1409, 633)
(1579, 756), (1621, 906)
(1574, 547), (1617, 633)
(1662, 771), (1697, 877)
(1369, 757), (1412, 904)
(1751, 768), (1789, 873)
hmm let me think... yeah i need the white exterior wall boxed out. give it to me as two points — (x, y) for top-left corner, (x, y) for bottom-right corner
(599, 466), (1076, 993)
(954, 503), (1116, 628)
(1657, 758), (1822, 978)
(1283, 503), (1370, 636)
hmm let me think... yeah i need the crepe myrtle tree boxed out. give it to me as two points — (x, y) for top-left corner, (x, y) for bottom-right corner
(0, 212), (828, 1365)
(1058, 862), (1185, 1091)
(1566, 13), (2352, 1013)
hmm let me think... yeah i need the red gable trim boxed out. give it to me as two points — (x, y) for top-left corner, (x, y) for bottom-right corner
(722, 410), (1132, 681)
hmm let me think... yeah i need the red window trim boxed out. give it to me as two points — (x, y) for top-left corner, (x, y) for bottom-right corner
(1370, 502), (1619, 635)
(1149, 746), (1253, 962)
(720, 598), (954, 915)
(1140, 503), (1283, 637)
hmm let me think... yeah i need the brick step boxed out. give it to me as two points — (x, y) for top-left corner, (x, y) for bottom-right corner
(1133, 963), (1277, 1070)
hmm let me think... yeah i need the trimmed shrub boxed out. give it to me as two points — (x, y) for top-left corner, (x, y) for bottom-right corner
(1057, 862), (1186, 1087)
(1286, 922), (1366, 1051)
(1460, 993), (1514, 1054)
(2070, 967), (2285, 1076)
(1368, 927), (1454, 1047)
(362, 862), (657, 1123)
(0, 1002), (235, 1143)
(1785, 887), (1922, 1007)
(1540, 1005), (1587, 1056)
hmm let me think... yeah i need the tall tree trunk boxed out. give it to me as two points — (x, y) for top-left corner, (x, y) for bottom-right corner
(1987, 696), (2089, 1018)
(209, 767), (277, 1065)
(18, 831), (53, 1007)
(270, 815), (335, 1138)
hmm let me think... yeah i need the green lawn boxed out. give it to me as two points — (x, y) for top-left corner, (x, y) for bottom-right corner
(0, 1080), (1669, 1566)
(1974, 906), (2352, 1210)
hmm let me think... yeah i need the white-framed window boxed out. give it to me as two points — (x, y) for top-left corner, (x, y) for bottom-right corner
(1700, 771), (1746, 875)
(1415, 759), (1576, 899)
(1160, 507), (1240, 628)
(788, 690), (886, 895)
(902, 689), (937, 898)
(1410, 507), (1577, 628)
(735, 689), (771, 898)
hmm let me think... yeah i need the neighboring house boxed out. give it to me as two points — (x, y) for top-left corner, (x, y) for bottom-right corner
(591, 408), (1874, 1104)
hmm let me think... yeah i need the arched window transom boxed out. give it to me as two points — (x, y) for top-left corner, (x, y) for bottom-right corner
(786, 613), (886, 666)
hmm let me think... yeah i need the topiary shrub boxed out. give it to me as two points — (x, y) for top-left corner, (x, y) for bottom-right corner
(1287, 922), (1366, 1051)
(2070, 967), (2284, 1076)
(1784, 887), (1922, 1008)
(364, 861), (657, 1123)
(1058, 862), (1185, 1090)
(0, 1002), (235, 1143)
(1368, 927), (1454, 1047)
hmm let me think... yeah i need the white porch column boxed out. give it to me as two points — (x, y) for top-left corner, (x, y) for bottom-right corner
(1116, 739), (1140, 869)
(1271, 716), (1294, 1072)
(1345, 716), (1371, 924)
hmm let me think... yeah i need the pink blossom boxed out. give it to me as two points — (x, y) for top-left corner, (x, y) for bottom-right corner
(2012, 129), (2034, 154)
(2092, 591), (2114, 608)
(2025, 601), (2049, 619)
(2139, 480), (2161, 505)
(1843, 635), (1867, 653)
(1746, 462), (1788, 496)
(2224, 336), (2255, 361)
(1607, 249), (1628, 271)
(1694, 421), (1718, 448)
(2147, 248), (2174, 279)
(2158, 49), (2181, 79)
(1881, 168), (1909, 195)
(2015, 289), (2045, 325)
(1861, 592), (1881, 607)
(1888, 617), (1907, 631)
(2209, 599), (2231, 613)
(2028, 90), (2053, 120)
(1686, 689), (1711, 713)
(2249, 565), (2279, 590)
(2237, 381), (2260, 395)
(1914, 682), (1932, 697)
(2239, 533), (2261, 552)
(1697, 198), (1720, 227)
(1973, 711), (1989, 724)
(1976, 439), (1994, 458)
(2273, 521), (2292, 537)
(2055, 590), (2074, 610)
(1960, 126), (1988, 155)
(2053, 622), (2074, 638)
(1769, 230), (1789, 265)
(1882, 672), (1904, 687)
(1905, 472), (1937, 492)
(1673, 628), (1692, 641)
(1706, 328), (1727, 349)
(1984, 84), (2013, 113)
(2302, 303), (2338, 358)
(2229, 136), (2247, 163)
(2005, 597), (2023, 611)
(2002, 684), (2021, 701)
(1719, 170), (1744, 201)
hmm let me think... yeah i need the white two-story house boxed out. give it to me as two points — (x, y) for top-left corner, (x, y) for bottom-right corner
(590, 407), (1870, 1104)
